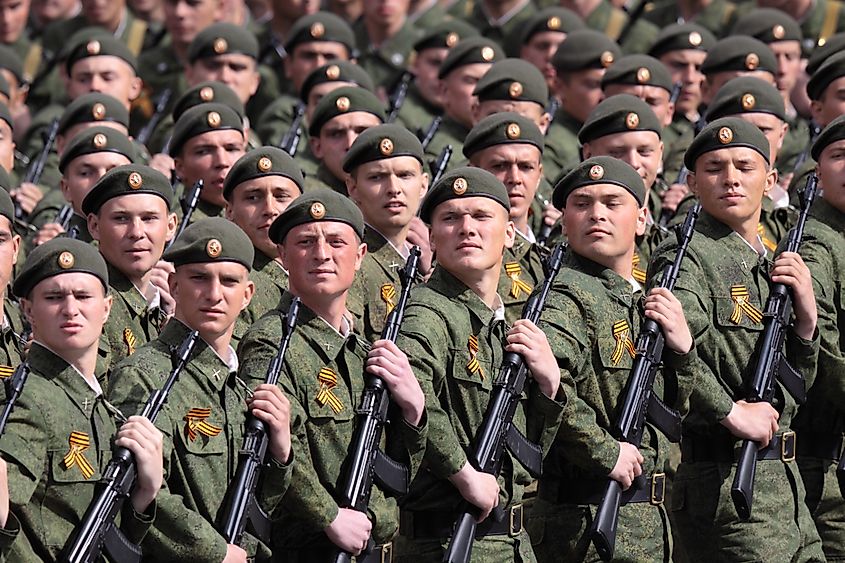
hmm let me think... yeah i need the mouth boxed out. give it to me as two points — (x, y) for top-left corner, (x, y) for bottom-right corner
(585, 227), (611, 237)
(385, 201), (406, 212)
(721, 192), (745, 202)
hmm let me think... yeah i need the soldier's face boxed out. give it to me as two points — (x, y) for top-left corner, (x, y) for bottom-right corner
(812, 77), (845, 128)
(61, 152), (132, 213)
(704, 70), (775, 105)
(817, 139), (845, 213)
(688, 147), (775, 228)
(175, 129), (247, 207)
(411, 48), (447, 106)
(0, 0), (29, 43)
(225, 175), (301, 258)
(164, 0), (221, 46)
(66, 57), (142, 108)
(311, 112), (383, 180)
(188, 55), (260, 103)
(0, 217), (19, 297)
(429, 197), (515, 279)
(278, 221), (366, 306)
(770, 40), (802, 97)
(582, 131), (663, 192)
(735, 112), (787, 165)
(286, 42), (350, 93)
(562, 184), (646, 270)
(659, 49), (706, 117)
(89, 194), (178, 283)
(170, 261), (254, 339)
(347, 156), (429, 235)
(32, 0), (76, 25)
(0, 119), (13, 172)
(555, 68), (605, 123)
(521, 31), (567, 90)
(23, 273), (112, 354)
(441, 63), (490, 128)
(363, 0), (409, 26)
(81, 0), (125, 28)
(472, 144), (542, 225)
(604, 83), (673, 127)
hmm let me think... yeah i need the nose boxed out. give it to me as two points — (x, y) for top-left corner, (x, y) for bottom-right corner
(127, 216), (145, 238)
(62, 295), (80, 317)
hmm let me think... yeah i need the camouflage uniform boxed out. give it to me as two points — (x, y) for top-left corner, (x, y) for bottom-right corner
(353, 20), (420, 98)
(499, 231), (546, 326)
(543, 108), (583, 185)
(0, 298), (25, 369)
(233, 251), (288, 344)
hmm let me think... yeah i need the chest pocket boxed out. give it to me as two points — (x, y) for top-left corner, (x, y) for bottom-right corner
(48, 431), (103, 484)
(596, 319), (637, 372)
(304, 366), (355, 422)
(713, 284), (765, 332)
(176, 407), (227, 456)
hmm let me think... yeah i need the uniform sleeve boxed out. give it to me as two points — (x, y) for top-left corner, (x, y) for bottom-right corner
(524, 379), (565, 458)
(0, 511), (20, 559)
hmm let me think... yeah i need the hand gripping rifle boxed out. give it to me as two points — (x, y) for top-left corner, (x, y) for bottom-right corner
(0, 363), (31, 437)
(331, 247), (422, 563)
(730, 173), (818, 520)
(279, 103), (306, 157)
(165, 179), (204, 251)
(63, 330), (200, 563)
(589, 202), (701, 561)
(136, 88), (173, 147)
(219, 297), (300, 545)
(443, 242), (567, 563)
(17, 117), (60, 220)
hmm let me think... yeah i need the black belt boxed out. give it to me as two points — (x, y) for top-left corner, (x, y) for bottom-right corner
(358, 542), (393, 563)
(399, 505), (523, 540)
(541, 473), (666, 506)
(289, 541), (393, 563)
(681, 431), (796, 463)
(796, 432), (844, 461)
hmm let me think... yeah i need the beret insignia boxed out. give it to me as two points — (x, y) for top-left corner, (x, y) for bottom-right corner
(718, 126), (734, 144)
(446, 32), (459, 47)
(207, 111), (221, 127)
(772, 24), (785, 40)
(636, 67), (650, 83)
(508, 81), (523, 98)
(689, 31), (702, 46)
(326, 64), (340, 80)
(626, 112), (639, 129)
(589, 164), (604, 179)
(213, 38), (228, 54)
(58, 251), (75, 269)
(452, 177), (467, 194)
(92, 103), (106, 120)
(310, 22), (325, 38)
(547, 16), (561, 30)
(336, 96), (350, 111)
(92, 133), (107, 149)
(86, 40), (100, 55)
(310, 201), (326, 219)
(128, 172), (143, 189)
(379, 138), (394, 155)
(600, 50), (615, 68)
(481, 46), (495, 62)
(257, 156), (272, 172)
(745, 52), (759, 70)
(741, 93), (756, 110)
(199, 86), (214, 101)
(506, 122), (521, 139)
(206, 239), (222, 258)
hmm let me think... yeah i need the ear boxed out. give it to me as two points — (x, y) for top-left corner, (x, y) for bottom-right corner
(87, 213), (101, 241)
(686, 170), (698, 196)
(128, 76), (143, 102)
(241, 278), (255, 311)
(166, 212), (178, 242)
(764, 166), (777, 197)
(503, 218), (516, 249)
(581, 142), (593, 159)
(345, 173), (357, 200)
(810, 99), (824, 125)
(310, 136), (323, 159)
(539, 111), (551, 135)
(664, 101), (675, 128)
(354, 241), (367, 272)
(635, 204), (647, 237)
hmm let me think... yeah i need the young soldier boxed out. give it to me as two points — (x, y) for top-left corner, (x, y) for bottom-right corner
(107, 217), (293, 561)
(0, 238), (163, 561)
(527, 156), (698, 562)
(238, 189), (427, 560)
(473, 58), (551, 133)
(700, 36), (777, 106)
(791, 115), (845, 560)
(83, 164), (177, 368)
(649, 117), (824, 561)
(513, 7), (584, 93)
(0, 173), (25, 367)
(395, 167), (565, 561)
(353, 0), (418, 97)
(223, 146), (303, 342)
(343, 123), (431, 343)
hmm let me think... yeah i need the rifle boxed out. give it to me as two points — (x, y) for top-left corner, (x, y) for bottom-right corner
(56, 204), (74, 229)
(443, 242), (567, 563)
(166, 179), (203, 250)
(0, 363), (31, 437)
(63, 330), (201, 563)
(219, 297), (300, 545)
(332, 247), (422, 563)
(17, 117), (60, 220)
(617, 0), (650, 46)
(730, 173), (819, 520)
(658, 111), (704, 228)
(430, 145), (452, 187)
(136, 88), (173, 147)
(792, 121), (822, 175)
(419, 116), (442, 151)
(279, 103), (305, 157)
(535, 193), (555, 248)
(589, 203), (701, 561)
(387, 71), (412, 123)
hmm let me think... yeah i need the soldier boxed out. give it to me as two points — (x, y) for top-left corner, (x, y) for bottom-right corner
(424, 36), (504, 173)
(305, 86), (386, 194)
(393, 166), (564, 561)
(460, 0), (536, 54)
(108, 217), (293, 560)
(545, 29), (620, 183)
(473, 58), (551, 134)
(223, 146), (303, 341)
(0, 238), (163, 561)
(0, 173), (25, 367)
(700, 35), (778, 106)
(649, 117), (824, 561)
(528, 156), (699, 562)
(0, 0), (40, 83)
(238, 188), (426, 560)
(756, 0), (845, 53)
(559, 0), (658, 55)
(642, 0), (739, 39)
(513, 7), (584, 94)
(41, 0), (149, 58)
(254, 0), (322, 94)
(791, 114), (845, 561)
(343, 123), (431, 342)
(170, 102), (247, 220)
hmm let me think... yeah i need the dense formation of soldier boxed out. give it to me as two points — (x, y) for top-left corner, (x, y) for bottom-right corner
(0, 0), (842, 561)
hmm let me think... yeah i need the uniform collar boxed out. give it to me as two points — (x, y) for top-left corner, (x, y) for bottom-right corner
(426, 266), (504, 326)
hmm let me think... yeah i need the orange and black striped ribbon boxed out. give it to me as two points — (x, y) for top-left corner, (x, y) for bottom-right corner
(184, 408), (222, 441)
(316, 367), (343, 413)
(730, 285), (763, 325)
(504, 262), (533, 299)
(632, 254), (647, 284)
(123, 328), (137, 356)
(466, 335), (484, 379)
(611, 320), (637, 365)
(757, 224), (778, 253)
(380, 283), (397, 317)
(62, 431), (95, 479)
(0, 365), (14, 379)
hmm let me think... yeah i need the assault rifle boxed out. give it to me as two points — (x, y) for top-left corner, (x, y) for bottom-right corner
(443, 242), (567, 563)
(589, 202), (701, 561)
(279, 103), (305, 157)
(387, 71), (412, 123)
(730, 173), (818, 520)
(430, 145), (452, 187)
(18, 117), (60, 220)
(63, 331), (200, 563)
(166, 179), (203, 250)
(419, 116), (442, 151)
(332, 247), (422, 563)
(136, 88), (173, 146)
(0, 363), (31, 437)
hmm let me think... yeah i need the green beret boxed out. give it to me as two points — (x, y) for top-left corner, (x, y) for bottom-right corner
(438, 37), (504, 80)
(58, 93), (129, 135)
(0, 166), (12, 192)
(0, 45), (24, 83)
(82, 164), (174, 215)
(463, 112), (544, 159)
(172, 82), (245, 122)
(284, 12), (356, 55)
(269, 188), (364, 243)
(413, 20), (479, 52)
(63, 29), (137, 73)
(811, 114), (845, 161)
(343, 123), (424, 173)
(13, 238), (108, 299)
(169, 102), (243, 157)
(807, 32), (845, 75)
(300, 61), (375, 101)
(517, 7), (584, 46)
(684, 117), (770, 170)
(473, 58), (549, 107)
(0, 180), (14, 226)
(308, 86), (386, 137)
(224, 146), (305, 200)
(648, 23), (716, 58)
(419, 166), (510, 224)
(59, 126), (137, 173)
(163, 217), (254, 271)
(732, 8), (802, 44)
(188, 22), (259, 62)
(0, 102), (12, 131)
(601, 54), (673, 92)
(552, 29), (621, 73)
(579, 94), (662, 144)
(807, 51), (845, 101)
(701, 36), (777, 76)
(552, 155), (644, 209)
(705, 76), (785, 122)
